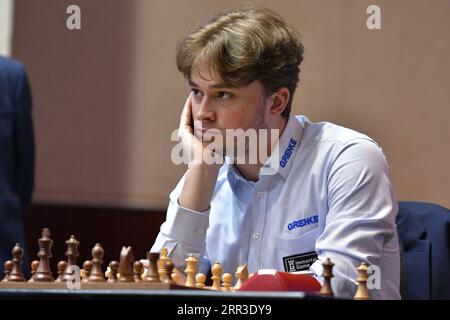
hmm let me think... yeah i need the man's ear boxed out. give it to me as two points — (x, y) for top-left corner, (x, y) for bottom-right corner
(267, 87), (290, 116)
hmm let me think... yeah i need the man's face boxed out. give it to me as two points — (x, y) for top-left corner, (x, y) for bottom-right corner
(189, 65), (270, 158)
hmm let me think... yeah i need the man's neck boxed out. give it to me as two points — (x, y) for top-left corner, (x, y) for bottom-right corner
(235, 116), (288, 182)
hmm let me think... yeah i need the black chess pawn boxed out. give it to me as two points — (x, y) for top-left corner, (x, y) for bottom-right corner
(133, 261), (143, 282)
(1, 260), (13, 282)
(82, 260), (93, 283)
(28, 260), (39, 282)
(55, 261), (67, 282)
(107, 261), (119, 283)
(163, 260), (176, 284)
(8, 243), (25, 282)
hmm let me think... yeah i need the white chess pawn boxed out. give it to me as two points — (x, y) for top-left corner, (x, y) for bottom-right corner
(222, 273), (233, 292)
(195, 273), (206, 289)
(211, 261), (222, 291)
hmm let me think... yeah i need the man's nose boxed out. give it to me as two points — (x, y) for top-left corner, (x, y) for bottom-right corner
(195, 97), (216, 122)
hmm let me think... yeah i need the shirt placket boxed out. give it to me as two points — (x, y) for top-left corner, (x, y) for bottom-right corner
(247, 178), (269, 272)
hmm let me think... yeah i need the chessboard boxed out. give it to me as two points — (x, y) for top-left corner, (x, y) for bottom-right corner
(0, 227), (371, 300)
(0, 227), (252, 292)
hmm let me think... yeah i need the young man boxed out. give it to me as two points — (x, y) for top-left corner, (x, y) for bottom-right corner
(151, 7), (400, 299)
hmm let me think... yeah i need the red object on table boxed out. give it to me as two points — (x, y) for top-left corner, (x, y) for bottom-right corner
(238, 270), (321, 294)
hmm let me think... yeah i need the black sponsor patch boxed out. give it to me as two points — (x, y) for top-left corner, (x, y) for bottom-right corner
(282, 251), (318, 272)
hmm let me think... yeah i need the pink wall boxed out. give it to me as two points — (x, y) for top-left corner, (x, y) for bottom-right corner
(12, 0), (450, 209)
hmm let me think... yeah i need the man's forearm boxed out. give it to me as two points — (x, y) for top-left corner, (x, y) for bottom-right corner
(178, 165), (220, 212)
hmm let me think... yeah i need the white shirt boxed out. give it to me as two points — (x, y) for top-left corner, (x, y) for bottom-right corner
(152, 115), (401, 299)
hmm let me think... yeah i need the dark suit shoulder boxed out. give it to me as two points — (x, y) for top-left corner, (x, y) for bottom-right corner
(0, 56), (27, 87)
(0, 56), (30, 114)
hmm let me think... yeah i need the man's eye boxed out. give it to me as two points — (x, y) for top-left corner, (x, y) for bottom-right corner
(191, 88), (202, 96)
(217, 92), (232, 99)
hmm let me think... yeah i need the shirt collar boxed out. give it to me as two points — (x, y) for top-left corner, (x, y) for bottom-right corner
(262, 114), (303, 180)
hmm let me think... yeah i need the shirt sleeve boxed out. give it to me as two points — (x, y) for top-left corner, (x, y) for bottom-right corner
(310, 139), (400, 299)
(151, 174), (211, 270)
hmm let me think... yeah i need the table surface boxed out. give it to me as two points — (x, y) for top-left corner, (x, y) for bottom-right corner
(0, 288), (313, 300)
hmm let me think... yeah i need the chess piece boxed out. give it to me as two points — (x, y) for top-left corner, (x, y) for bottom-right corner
(88, 243), (106, 282)
(184, 255), (198, 287)
(211, 261), (222, 291)
(105, 266), (111, 279)
(1, 260), (13, 282)
(171, 270), (180, 284)
(82, 260), (93, 282)
(133, 261), (143, 282)
(354, 262), (370, 300)
(33, 228), (54, 282)
(118, 246), (134, 282)
(107, 261), (119, 283)
(234, 265), (248, 290)
(142, 252), (160, 282)
(222, 273), (232, 292)
(157, 247), (170, 281)
(163, 260), (176, 284)
(319, 258), (334, 297)
(28, 260), (39, 282)
(8, 243), (25, 282)
(55, 261), (67, 282)
(62, 235), (79, 281)
(195, 273), (206, 289)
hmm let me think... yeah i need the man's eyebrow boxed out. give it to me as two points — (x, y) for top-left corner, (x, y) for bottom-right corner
(188, 79), (234, 89)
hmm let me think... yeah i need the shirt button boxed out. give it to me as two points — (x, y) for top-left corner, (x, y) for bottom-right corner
(252, 232), (260, 240)
(196, 228), (205, 235)
(256, 192), (265, 198)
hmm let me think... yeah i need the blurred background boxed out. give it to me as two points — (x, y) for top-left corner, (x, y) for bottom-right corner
(1, 0), (449, 270)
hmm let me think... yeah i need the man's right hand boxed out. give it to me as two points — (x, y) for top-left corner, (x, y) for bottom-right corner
(177, 94), (222, 212)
